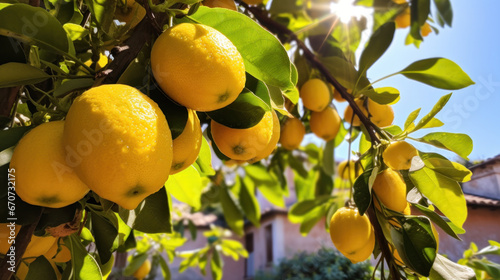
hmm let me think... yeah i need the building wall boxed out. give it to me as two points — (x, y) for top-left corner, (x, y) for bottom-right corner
(463, 162), (500, 200)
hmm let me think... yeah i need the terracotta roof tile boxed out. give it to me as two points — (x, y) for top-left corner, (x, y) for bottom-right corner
(465, 193), (500, 208)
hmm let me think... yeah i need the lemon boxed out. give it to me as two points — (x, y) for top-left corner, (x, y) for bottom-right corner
(329, 207), (375, 264)
(44, 238), (71, 263)
(249, 110), (280, 163)
(151, 23), (245, 112)
(395, 8), (411, 29)
(171, 109), (202, 174)
(337, 160), (361, 181)
(310, 107), (341, 141)
(383, 141), (418, 170)
(9, 121), (90, 208)
(63, 84), (173, 210)
(343, 98), (367, 127)
(211, 111), (274, 161)
(115, 0), (146, 28)
(332, 87), (346, 102)
(300, 78), (331, 112)
(368, 100), (394, 128)
(421, 22), (432, 37)
(392, 0), (407, 3)
(372, 169), (407, 213)
(0, 224), (56, 263)
(279, 117), (305, 150)
(133, 259), (151, 280)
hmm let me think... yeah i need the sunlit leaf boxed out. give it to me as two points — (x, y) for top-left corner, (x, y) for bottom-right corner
(359, 22), (395, 75)
(0, 63), (49, 88)
(414, 132), (473, 160)
(165, 166), (203, 210)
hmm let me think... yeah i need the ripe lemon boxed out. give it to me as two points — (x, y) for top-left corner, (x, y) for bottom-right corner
(151, 23), (245, 112)
(309, 107), (341, 141)
(395, 8), (411, 29)
(383, 141), (418, 170)
(372, 169), (407, 213)
(249, 110), (280, 163)
(63, 84), (173, 210)
(332, 87), (347, 102)
(133, 259), (151, 280)
(211, 111), (274, 161)
(9, 121), (90, 208)
(0, 225), (56, 261)
(279, 117), (305, 150)
(44, 238), (71, 263)
(171, 109), (202, 174)
(329, 207), (375, 264)
(368, 100), (394, 127)
(337, 160), (361, 181)
(300, 78), (331, 112)
(115, 0), (146, 28)
(421, 22), (432, 37)
(343, 98), (367, 126)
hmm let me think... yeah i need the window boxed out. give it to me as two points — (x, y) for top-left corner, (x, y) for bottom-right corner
(245, 233), (254, 278)
(265, 224), (273, 264)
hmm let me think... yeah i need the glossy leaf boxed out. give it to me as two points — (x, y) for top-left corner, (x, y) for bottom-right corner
(188, 7), (296, 90)
(166, 166), (203, 210)
(412, 93), (452, 132)
(25, 256), (58, 280)
(63, 23), (89, 41)
(410, 166), (467, 229)
(322, 139), (335, 176)
(206, 89), (269, 129)
(434, 0), (453, 27)
(422, 156), (472, 182)
(0, 62), (49, 88)
(359, 22), (395, 75)
(84, 0), (116, 33)
(90, 211), (118, 264)
(245, 164), (285, 207)
(415, 132), (473, 160)
(413, 204), (462, 240)
(404, 108), (421, 130)
(409, 0), (430, 40)
(219, 186), (244, 236)
(429, 254), (476, 280)
(361, 86), (400, 105)
(353, 168), (374, 215)
(158, 255), (172, 280)
(240, 176), (261, 227)
(195, 137), (215, 176)
(211, 249), (223, 280)
(288, 195), (332, 223)
(67, 234), (103, 280)
(400, 58), (474, 90)
(0, 3), (69, 52)
(123, 253), (148, 276)
(119, 187), (173, 233)
(220, 239), (248, 260)
(53, 78), (93, 97)
(321, 56), (358, 90)
(149, 85), (188, 140)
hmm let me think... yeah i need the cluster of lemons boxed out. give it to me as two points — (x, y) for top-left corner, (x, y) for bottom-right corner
(392, 0), (432, 37)
(329, 141), (439, 265)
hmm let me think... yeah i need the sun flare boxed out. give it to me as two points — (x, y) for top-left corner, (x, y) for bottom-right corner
(330, 0), (372, 23)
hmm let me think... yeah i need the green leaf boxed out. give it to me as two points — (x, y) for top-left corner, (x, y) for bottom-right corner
(294, 168), (317, 202)
(429, 254), (476, 280)
(207, 89), (269, 128)
(321, 56), (359, 90)
(240, 176), (261, 227)
(353, 168), (374, 215)
(165, 166), (203, 210)
(434, 0), (453, 27)
(361, 86), (400, 105)
(158, 255), (172, 280)
(68, 234), (103, 280)
(119, 187), (172, 233)
(359, 22), (395, 75)
(194, 137), (215, 176)
(414, 132), (473, 160)
(0, 3), (69, 52)
(25, 256), (58, 280)
(409, 0), (430, 41)
(124, 253), (148, 276)
(0, 63), (50, 88)
(400, 58), (474, 90)
(220, 239), (248, 260)
(404, 108), (421, 130)
(413, 204), (462, 240)
(84, 0), (116, 33)
(219, 185), (244, 236)
(63, 23), (89, 41)
(246, 74), (271, 106)
(90, 211), (118, 264)
(410, 166), (467, 228)
(53, 78), (93, 97)
(422, 118), (444, 129)
(412, 93), (452, 132)
(211, 249), (223, 280)
(299, 208), (327, 236)
(245, 164), (284, 207)
(422, 156), (472, 182)
(149, 85), (188, 140)
(187, 7), (295, 90)
(288, 195), (332, 223)
(322, 140), (335, 176)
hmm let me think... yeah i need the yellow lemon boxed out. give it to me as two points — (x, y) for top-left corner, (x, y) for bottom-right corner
(115, 0), (146, 29)
(343, 98), (367, 127)
(63, 84), (173, 210)
(310, 107), (341, 141)
(337, 160), (361, 181)
(329, 207), (375, 264)
(332, 87), (347, 102)
(279, 117), (305, 150)
(151, 23), (245, 112)
(44, 238), (71, 263)
(0, 223), (19, 255)
(395, 8), (411, 29)
(372, 169), (407, 213)
(133, 259), (151, 280)
(392, 0), (407, 3)
(249, 110), (280, 163)
(211, 111), (274, 161)
(368, 100), (394, 127)
(0, 224), (56, 262)
(383, 141), (418, 170)
(171, 109), (202, 174)
(9, 121), (90, 208)
(421, 22), (432, 37)
(300, 78), (331, 112)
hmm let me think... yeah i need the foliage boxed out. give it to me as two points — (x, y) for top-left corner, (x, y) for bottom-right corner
(458, 241), (500, 280)
(254, 247), (372, 280)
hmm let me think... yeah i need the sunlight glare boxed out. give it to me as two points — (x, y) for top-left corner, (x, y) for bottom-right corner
(330, 0), (371, 24)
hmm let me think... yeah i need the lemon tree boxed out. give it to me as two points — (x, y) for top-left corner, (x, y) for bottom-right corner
(0, 0), (482, 280)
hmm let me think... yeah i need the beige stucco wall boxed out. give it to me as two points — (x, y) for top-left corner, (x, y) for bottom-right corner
(463, 162), (500, 200)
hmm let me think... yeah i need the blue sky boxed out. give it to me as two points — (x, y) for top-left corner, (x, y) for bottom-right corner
(330, 0), (500, 162)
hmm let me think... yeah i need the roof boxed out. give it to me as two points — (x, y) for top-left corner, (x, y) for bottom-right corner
(469, 155), (500, 170)
(171, 203), (218, 228)
(465, 193), (500, 208)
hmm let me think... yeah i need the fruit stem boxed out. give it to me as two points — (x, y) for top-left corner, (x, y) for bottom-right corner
(240, 2), (382, 145)
(0, 208), (44, 280)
